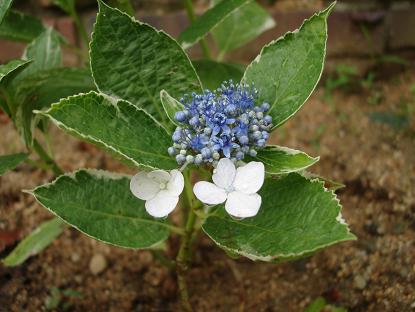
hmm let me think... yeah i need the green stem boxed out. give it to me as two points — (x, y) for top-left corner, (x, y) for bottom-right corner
(0, 86), (15, 119)
(182, 0), (212, 60)
(33, 139), (63, 176)
(69, 7), (89, 50)
(176, 170), (198, 312)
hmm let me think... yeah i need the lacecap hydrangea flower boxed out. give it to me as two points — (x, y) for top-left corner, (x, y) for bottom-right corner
(130, 169), (184, 218)
(194, 158), (265, 218)
(167, 81), (273, 167)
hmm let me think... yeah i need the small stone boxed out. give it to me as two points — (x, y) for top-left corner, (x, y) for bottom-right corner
(353, 274), (367, 290)
(71, 253), (80, 262)
(89, 253), (107, 275)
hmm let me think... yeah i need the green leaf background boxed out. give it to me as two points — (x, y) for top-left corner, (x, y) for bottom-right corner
(243, 2), (335, 129)
(203, 173), (355, 262)
(30, 170), (171, 249)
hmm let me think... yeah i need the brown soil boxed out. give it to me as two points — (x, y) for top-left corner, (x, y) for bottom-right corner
(0, 70), (414, 311)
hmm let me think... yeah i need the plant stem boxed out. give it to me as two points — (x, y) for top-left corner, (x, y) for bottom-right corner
(70, 9), (89, 49)
(182, 0), (212, 60)
(33, 139), (63, 176)
(0, 86), (15, 119)
(175, 170), (198, 311)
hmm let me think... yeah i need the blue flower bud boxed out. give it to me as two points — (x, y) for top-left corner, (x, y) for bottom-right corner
(172, 132), (181, 142)
(189, 116), (199, 126)
(262, 131), (269, 140)
(204, 127), (212, 135)
(186, 155), (194, 163)
(261, 103), (270, 111)
(168, 147), (176, 156)
(264, 115), (272, 124)
(257, 139), (266, 147)
(253, 131), (262, 140)
(249, 149), (257, 157)
(250, 125), (259, 132)
(195, 154), (203, 165)
(201, 147), (211, 158)
(238, 135), (249, 145)
(235, 151), (244, 160)
(256, 112), (264, 119)
(176, 154), (186, 164)
(175, 111), (186, 122)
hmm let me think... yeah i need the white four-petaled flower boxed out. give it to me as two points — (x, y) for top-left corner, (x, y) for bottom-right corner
(130, 169), (184, 218)
(193, 158), (265, 218)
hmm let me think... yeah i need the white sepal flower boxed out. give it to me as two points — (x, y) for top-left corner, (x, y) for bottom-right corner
(130, 169), (184, 218)
(193, 158), (264, 218)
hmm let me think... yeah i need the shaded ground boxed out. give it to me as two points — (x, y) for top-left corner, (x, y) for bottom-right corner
(0, 70), (414, 311)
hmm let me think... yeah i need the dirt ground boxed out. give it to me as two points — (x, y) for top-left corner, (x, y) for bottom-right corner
(0, 68), (414, 311)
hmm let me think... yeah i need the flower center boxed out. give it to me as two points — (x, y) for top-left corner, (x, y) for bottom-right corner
(159, 182), (166, 190)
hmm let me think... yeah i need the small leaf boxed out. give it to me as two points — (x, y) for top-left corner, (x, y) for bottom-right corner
(0, 10), (45, 42)
(90, 1), (201, 125)
(192, 59), (244, 90)
(0, 0), (13, 24)
(0, 59), (31, 85)
(243, 2), (336, 130)
(16, 27), (62, 83)
(178, 0), (250, 49)
(29, 169), (171, 249)
(13, 67), (95, 146)
(211, 0), (275, 56)
(39, 91), (177, 170)
(203, 173), (355, 262)
(160, 90), (183, 129)
(301, 171), (345, 191)
(2, 218), (65, 266)
(0, 152), (28, 175)
(254, 145), (319, 175)
(52, 0), (75, 14)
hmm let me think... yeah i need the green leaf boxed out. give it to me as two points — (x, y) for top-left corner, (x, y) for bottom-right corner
(0, 152), (28, 175)
(39, 91), (177, 170)
(301, 171), (345, 191)
(178, 0), (250, 49)
(192, 60), (244, 90)
(0, 59), (31, 85)
(160, 90), (183, 129)
(17, 27), (62, 83)
(0, 0), (13, 24)
(254, 145), (319, 175)
(90, 1), (201, 125)
(304, 297), (327, 312)
(2, 218), (65, 266)
(0, 10), (45, 42)
(203, 173), (355, 262)
(211, 0), (275, 57)
(29, 169), (171, 248)
(13, 67), (95, 146)
(52, 0), (75, 14)
(243, 2), (335, 130)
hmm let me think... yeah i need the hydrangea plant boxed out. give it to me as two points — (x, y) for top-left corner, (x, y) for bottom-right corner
(8, 0), (355, 310)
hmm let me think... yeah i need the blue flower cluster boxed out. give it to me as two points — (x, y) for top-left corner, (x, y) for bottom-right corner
(168, 81), (273, 166)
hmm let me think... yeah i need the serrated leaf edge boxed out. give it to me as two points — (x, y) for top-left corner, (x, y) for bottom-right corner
(202, 172), (356, 262)
(35, 91), (176, 171)
(179, 0), (252, 49)
(242, 1), (336, 130)
(259, 144), (320, 174)
(89, 0), (202, 117)
(26, 168), (172, 250)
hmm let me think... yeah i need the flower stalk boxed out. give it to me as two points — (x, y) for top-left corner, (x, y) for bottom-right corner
(181, 0), (212, 60)
(176, 169), (198, 311)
